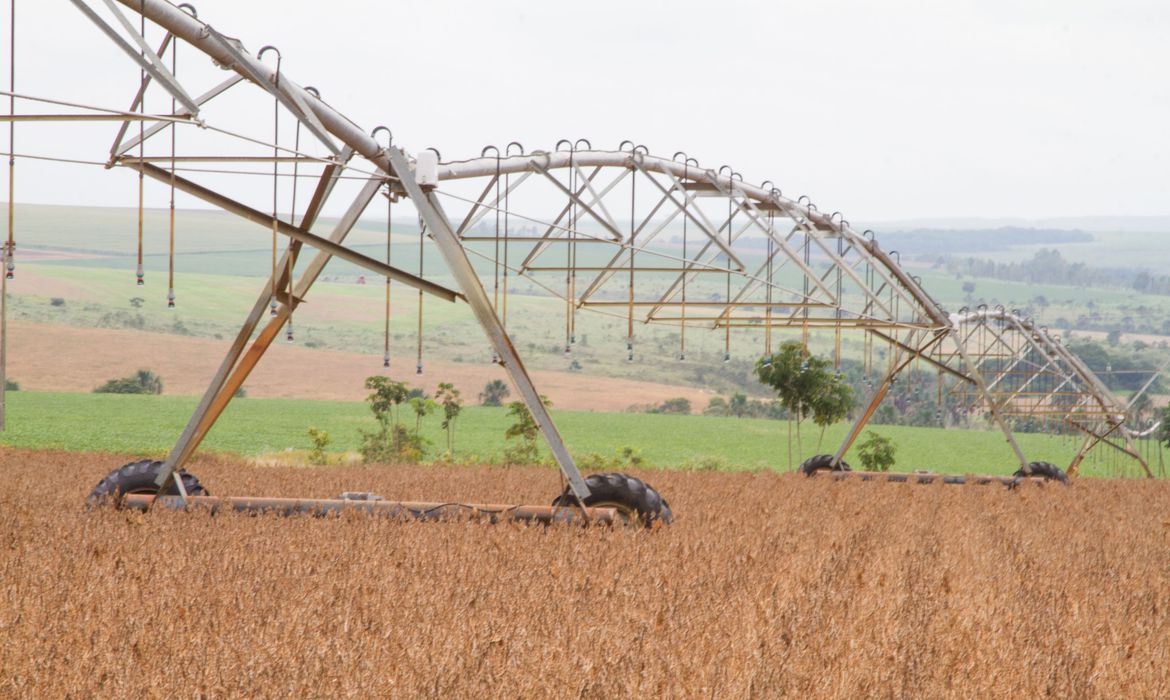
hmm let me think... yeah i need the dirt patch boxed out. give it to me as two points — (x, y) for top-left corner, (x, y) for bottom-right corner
(3, 269), (99, 302)
(2, 448), (1169, 696)
(4, 321), (713, 411)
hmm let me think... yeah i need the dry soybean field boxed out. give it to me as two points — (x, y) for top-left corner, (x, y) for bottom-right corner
(3, 448), (1170, 697)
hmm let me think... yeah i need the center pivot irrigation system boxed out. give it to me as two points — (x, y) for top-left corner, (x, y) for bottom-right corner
(2, 1), (1158, 526)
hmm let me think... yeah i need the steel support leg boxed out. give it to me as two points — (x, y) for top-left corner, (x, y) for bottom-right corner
(153, 176), (384, 491)
(1067, 432), (1097, 477)
(387, 148), (591, 500)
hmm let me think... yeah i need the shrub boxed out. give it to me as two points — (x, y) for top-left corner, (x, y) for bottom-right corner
(94, 369), (163, 395)
(306, 427), (331, 466)
(359, 376), (419, 463)
(858, 431), (897, 472)
(680, 455), (727, 472)
(656, 397), (692, 414)
(574, 446), (647, 471)
(503, 396), (551, 465)
(50, 298), (65, 307)
(4, 379), (18, 391)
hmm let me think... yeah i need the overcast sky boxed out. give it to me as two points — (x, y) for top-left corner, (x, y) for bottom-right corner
(5, 0), (1169, 221)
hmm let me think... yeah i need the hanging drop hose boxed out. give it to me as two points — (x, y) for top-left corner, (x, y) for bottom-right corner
(481, 144), (501, 363)
(383, 191), (391, 367)
(567, 148), (574, 356)
(373, 126), (393, 368)
(135, 3), (145, 287)
(764, 196), (774, 359)
(723, 171), (733, 364)
(260, 46), (281, 317)
(166, 31), (176, 308)
(416, 214), (424, 375)
(555, 139), (573, 357)
(5, 0), (14, 281)
(835, 232), (844, 370)
(286, 116), (301, 342)
(2, 0), (13, 433)
(680, 157), (689, 361)
(626, 160), (635, 362)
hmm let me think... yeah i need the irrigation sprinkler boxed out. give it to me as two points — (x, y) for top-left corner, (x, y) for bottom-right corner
(2, 1), (1154, 524)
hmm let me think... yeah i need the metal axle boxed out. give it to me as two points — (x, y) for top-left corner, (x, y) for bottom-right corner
(123, 494), (616, 525)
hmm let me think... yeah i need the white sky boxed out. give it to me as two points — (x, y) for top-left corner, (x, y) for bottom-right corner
(4, 0), (1170, 221)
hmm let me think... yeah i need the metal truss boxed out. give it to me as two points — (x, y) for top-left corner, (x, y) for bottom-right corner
(28, 0), (1150, 486)
(938, 307), (1152, 477)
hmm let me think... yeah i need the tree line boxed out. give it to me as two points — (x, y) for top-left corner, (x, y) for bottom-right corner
(944, 248), (1170, 296)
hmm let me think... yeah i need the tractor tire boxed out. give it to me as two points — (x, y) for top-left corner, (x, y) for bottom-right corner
(1013, 461), (1069, 484)
(799, 454), (851, 476)
(552, 472), (672, 527)
(87, 459), (209, 507)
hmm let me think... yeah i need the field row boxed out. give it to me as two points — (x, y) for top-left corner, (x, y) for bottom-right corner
(3, 450), (1169, 696)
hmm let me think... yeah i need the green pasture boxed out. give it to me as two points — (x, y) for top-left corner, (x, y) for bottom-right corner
(2, 391), (1162, 479)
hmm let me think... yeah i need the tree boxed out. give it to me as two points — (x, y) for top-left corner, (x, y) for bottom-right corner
(436, 382), (464, 455)
(961, 281), (976, 301)
(811, 379), (854, 450)
(503, 395), (551, 465)
(756, 342), (855, 468)
(857, 431), (896, 472)
(728, 392), (749, 418)
(480, 379), (510, 406)
(1160, 407), (1170, 450)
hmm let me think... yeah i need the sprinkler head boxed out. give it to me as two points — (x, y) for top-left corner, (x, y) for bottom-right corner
(382, 354), (390, 369)
(416, 363), (423, 375)
(563, 346), (571, 357)
(136, 264), (144, 286)
(627, 352), (634, 363)
(167, 290), (175, 309)
(490, 352), (499, 364)
(270, 300), (278, 316)
(724, 352), (731, 363)
(679, 353), (686, 362)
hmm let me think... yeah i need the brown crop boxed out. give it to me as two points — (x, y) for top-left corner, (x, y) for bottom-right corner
(2, 447), (1170, 698)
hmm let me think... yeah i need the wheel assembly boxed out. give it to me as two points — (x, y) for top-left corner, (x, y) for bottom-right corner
(86, 459), (209, 507)
(87, 463), (666, 528)
(552, 473), (673, 527)
(1013, 461), (1069, 484)
(799, 454), (851, 476)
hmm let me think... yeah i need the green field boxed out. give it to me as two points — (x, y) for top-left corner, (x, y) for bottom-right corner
(2, 391), (1162, 479)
